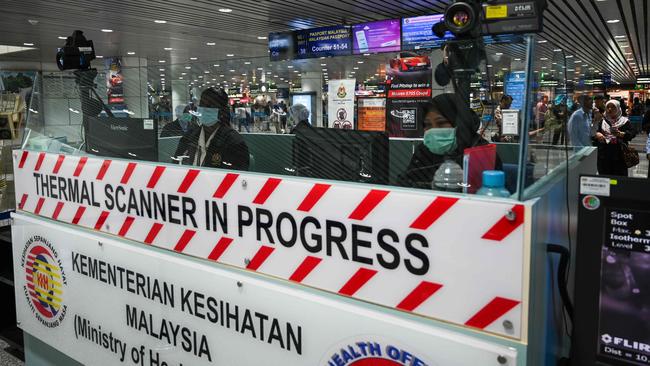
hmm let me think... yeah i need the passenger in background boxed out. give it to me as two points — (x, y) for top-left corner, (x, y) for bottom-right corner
(646, 133), (650, 179)
(161, 104), (197, 138)
(493, 95), (513, 142)
(534, 95), (549, 130)
(631, 97), (644, 116)
(594, 95), (607, 114)
(545, 96), (569, 145)
(568, 95), (593, 147)
(398, 94), (494, 188)
(643, 101), (650, 135)
(181, 88), (249, 170)
(594, 100), (637, 177)
(289, 104), (311, 134)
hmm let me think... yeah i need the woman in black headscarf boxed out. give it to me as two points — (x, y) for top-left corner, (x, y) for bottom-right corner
(397, 93), (491, 188)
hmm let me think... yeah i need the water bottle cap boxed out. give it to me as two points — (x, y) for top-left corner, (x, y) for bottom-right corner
(482, 170), (505, 188)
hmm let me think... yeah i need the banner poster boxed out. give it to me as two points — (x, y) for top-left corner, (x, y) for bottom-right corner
(328, 79), (355, 129)
(357, 98), (386, 132)
(385, 54), (432, 138)
(105, 57), (125, 105)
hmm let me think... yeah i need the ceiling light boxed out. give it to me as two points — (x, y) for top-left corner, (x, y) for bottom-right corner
(23, 42), (34, 46)
(160, 74), (165, 77)
(206, 42), (216, 46)
(607, 19), (620, 24)
(159, 68), (165, 71)
(218, 8), (233, 13)
(363, 53), (371, 56)
(287, 65), (294, 69)
(158, 60), (166, 63)
(615, 35), (626, 39)
(96, 55), (103, 59)
(101, 29), (113, 33)
(181, 72), (187, 75)
(257, 67), (263, 70)
(185, 66), (191, 69)
(357, 61), (364, 64)
(220, 74), (225, 77)
(495, 52), (503, 56)
(226, 54), (234, 57)
(353, 67), (359, 70)
(204, 71), (210, 74)
(164, 47), (173, 51)
(537, 40), (547, 44)
(154, 20), (167, 24)
(190, 57), (198, 60)
(244, 61), (251, 64)
(127, 51), (135, 55)
(565, 55), (573, 58)
(229, 69), (235, 72)
(57, 36), (67, 40)
(257, 36), (267, 40)
(540, 57), (548, 61)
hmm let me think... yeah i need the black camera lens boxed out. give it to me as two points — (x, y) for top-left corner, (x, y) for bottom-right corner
(445, 2), (479, 36)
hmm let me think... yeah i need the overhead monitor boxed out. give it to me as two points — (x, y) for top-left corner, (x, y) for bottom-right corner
(295, 25), (352, 59)
(401, 14), (454, 50)
(352, 19), (401, 54)
(269, 32), (296, 61)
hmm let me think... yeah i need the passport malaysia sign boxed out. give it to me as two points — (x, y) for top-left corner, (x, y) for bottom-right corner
(13, 150), (531, 339)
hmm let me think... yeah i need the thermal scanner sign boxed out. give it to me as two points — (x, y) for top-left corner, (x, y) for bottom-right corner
(14, 150), (529, 339)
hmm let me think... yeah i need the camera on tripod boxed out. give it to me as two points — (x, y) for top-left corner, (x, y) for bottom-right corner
(56, 30), (96, 71)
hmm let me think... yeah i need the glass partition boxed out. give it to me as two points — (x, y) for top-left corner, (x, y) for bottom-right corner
(13, 33), (593, 201)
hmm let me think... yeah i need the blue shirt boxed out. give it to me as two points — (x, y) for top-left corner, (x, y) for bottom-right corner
(646, 133), (650, 154)
(568, 109), (592, 147)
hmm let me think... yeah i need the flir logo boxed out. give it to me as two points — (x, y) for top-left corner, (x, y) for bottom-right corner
(601, 334), (650, 352)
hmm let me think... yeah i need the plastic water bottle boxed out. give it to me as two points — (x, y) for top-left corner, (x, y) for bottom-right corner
(476, 170), (511, 197)
(433, 159), (464, 192)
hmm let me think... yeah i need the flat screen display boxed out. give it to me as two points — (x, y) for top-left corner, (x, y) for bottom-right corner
(291, 94), (314, 124)
(352, 19), (401, 54)
(295, 25), (352, 59)
(401, 14), (453, 50)
(269, 32), (295, 61)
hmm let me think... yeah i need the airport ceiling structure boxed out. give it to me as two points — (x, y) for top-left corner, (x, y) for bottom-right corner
(0, 0), (646, 89)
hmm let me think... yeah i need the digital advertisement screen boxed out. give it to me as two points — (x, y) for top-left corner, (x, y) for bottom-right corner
(401, 14), (454, 50)
(295, 25), (352, 59)
(352, 19), (401, 54)
(269, 32), (295, 61)
(291, 94), (314, 124)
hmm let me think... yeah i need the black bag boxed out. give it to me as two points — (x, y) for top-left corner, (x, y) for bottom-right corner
(622, 143), (640, 168)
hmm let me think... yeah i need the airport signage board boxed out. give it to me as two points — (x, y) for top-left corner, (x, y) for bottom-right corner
(14, 150), (529, 339)
(13, 213), (520, 365)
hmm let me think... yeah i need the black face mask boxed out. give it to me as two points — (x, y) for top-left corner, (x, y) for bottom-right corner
(434, 63), (452, 87)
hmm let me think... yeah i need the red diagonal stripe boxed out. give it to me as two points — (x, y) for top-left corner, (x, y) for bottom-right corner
(396, 281), (444, 311)
(18, 151), (29, 168)
(297, 184), (331, 212)
(73, 157), (88, 177)
(72, 206), (86, 225)
(207, 237), (235, 261)
(51, 202), (65, 220)
(410, 197), (459, 230)
(147, 166), (166, 189)
(246, 245), (275, 270)
(174, 230), (197, 252)
(94, 211), (110, 230)
(213, 173), (239, 198)
(338, 268), (378, 296)
(289, 256), (322, 283)
(34, 197), (46, 215)
(144, 223), (164, 245)
(178, 169), (200, 193)
(348, 190), (390, 220)
(18, 194), (28, 210)
(482, 205), (525, 241)
(465, 297), (520, 329)
(96, 160), (112, 180)
(53, 154), (65, 174)
(253, 178), (282, 204)
(120, 163), (137, 184)
(118, 216), (135, 237)
(34, 152), (46, 171)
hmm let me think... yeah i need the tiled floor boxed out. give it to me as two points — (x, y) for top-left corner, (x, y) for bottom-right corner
(0, 338), (23, 366)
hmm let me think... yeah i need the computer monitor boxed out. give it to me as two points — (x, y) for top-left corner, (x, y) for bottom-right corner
(84, 117), (158, 162)
(572, 176), (650, 366)
(293, 127), (389, 184)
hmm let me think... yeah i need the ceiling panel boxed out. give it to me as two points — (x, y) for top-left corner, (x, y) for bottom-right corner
(0, 0), (646, 87)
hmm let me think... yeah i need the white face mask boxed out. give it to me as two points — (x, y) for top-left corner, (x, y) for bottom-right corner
(196, 107), (219, 126)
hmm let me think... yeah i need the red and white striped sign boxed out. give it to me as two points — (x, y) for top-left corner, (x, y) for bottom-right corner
(14, 150), (529, 339)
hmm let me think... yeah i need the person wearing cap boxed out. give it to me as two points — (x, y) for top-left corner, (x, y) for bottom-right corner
(289, 104), (311, 134)
(162, 104), (198, 138)
(181, 88), (249, 170)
